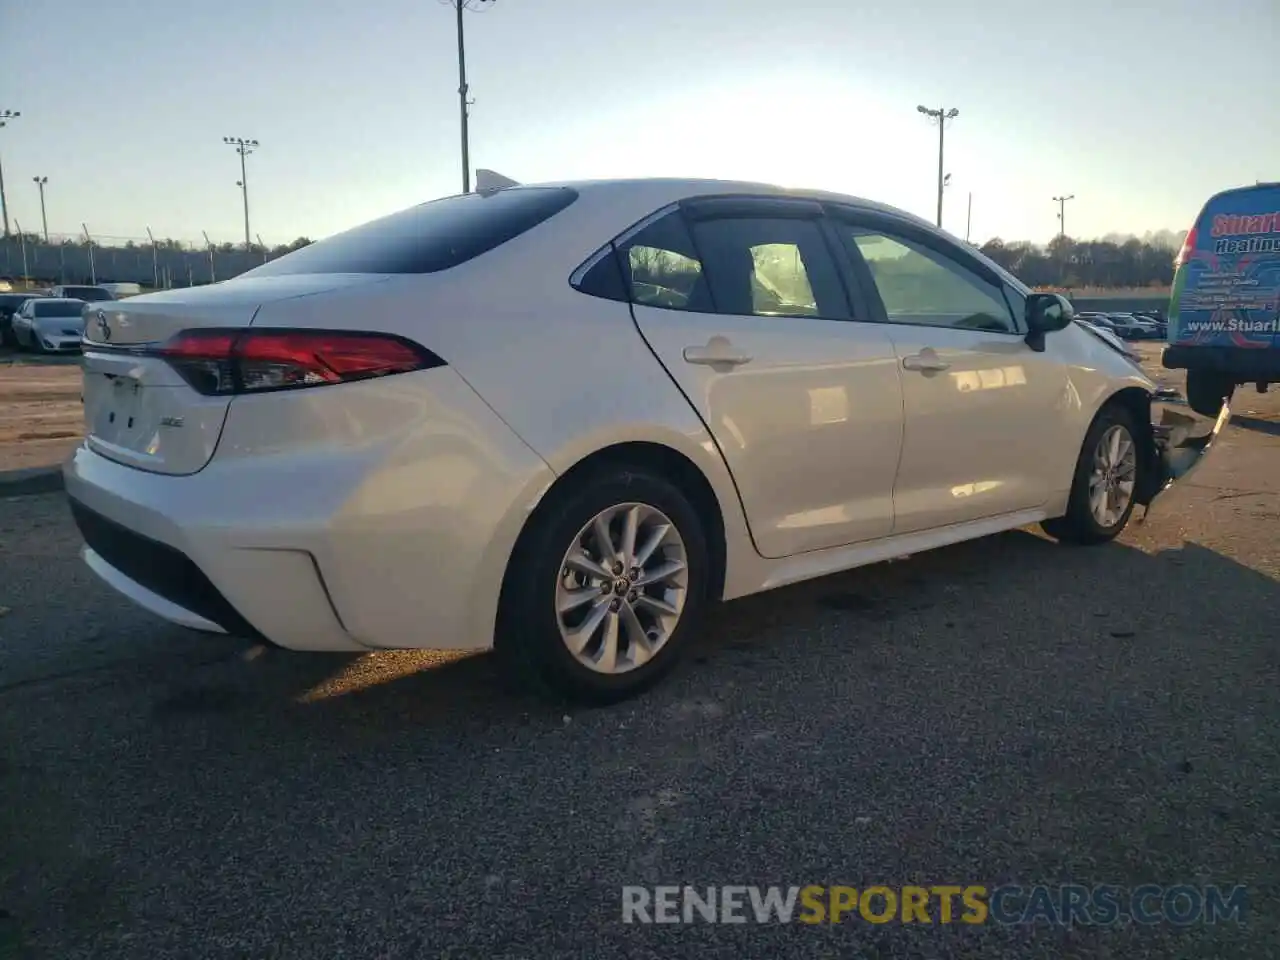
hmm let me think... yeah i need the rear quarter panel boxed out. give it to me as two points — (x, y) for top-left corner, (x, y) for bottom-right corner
(248, 188), (758, 596)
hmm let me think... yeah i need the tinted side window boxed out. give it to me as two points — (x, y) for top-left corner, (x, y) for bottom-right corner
(842, 227), (1015, 333)
(689, 217), (848, 320)
(616, 212), (710, 311)
(571, 246), (629, 302)
(240, 187), (578, 277)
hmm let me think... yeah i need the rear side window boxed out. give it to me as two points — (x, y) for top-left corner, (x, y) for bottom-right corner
(241, 187), (578, 277)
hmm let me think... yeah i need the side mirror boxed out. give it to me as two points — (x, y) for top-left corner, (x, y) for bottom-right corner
(1024, 293), (1074, 352)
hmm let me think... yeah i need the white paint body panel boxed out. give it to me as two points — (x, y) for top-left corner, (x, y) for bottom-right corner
(64, 177), (1155, 652)
(631, 304), (904, 557)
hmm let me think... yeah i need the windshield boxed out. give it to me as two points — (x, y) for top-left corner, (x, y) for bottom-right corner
(34, 300), (85, 318)
(62, 287), (113, 301)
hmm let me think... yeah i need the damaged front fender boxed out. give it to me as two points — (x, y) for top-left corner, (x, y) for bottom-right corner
(1136, 391), (1233, 521)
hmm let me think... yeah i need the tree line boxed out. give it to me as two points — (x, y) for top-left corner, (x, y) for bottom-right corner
(977, 230), (1183, 290)
(3, 234), (315, 259)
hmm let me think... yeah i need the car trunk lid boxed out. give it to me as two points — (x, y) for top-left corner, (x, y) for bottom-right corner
(80, 274), (384, 475)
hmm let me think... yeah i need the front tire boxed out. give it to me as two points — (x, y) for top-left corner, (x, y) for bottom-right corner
(1041, 404), (1144, 545)
(1185, 369), (1234, 419)
(496, 466), (710, 705)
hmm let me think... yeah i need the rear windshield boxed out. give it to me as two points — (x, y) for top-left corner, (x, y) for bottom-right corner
(34, 300), (84, 317)
(239, 186), (579, 278)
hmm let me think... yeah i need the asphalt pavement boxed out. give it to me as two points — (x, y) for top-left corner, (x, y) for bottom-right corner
(2, 418), (1279, 958)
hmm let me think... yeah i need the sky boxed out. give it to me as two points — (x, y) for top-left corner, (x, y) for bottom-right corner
(1, 0), (1276, 248)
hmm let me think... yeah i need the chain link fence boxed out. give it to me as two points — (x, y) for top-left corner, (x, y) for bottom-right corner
(0, 232), (309, 289)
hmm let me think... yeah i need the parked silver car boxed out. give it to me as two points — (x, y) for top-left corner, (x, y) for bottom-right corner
(11, 297), (88, 352)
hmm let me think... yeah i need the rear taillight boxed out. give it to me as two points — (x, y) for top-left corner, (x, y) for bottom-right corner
(153, 328), (445, 396)
(1174, 225), (1197, 268)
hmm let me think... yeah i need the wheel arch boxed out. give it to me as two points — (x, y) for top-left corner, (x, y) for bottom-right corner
(1095, 385), (1162, 505)
(498, 440), (730, 624)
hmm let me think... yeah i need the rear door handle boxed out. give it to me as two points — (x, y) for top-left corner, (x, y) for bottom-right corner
(902, 351), (950, 372)
(683, 335), (752, 368)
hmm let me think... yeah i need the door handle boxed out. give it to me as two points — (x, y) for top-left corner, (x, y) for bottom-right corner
(683, 335), (752, 368)
(902, 351), (950, 372)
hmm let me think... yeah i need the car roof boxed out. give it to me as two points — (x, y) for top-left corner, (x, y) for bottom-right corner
(523, 177), (936, 226)
(473, 177), (1024, 293)
(35, 297), (86, 305)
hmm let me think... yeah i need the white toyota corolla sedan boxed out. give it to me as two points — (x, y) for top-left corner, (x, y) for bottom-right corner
(65, 178), (1227, 703)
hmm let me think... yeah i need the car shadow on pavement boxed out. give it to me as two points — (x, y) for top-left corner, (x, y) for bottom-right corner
(1230, 414), (1280, 438)
(143, 527), (1280, 738)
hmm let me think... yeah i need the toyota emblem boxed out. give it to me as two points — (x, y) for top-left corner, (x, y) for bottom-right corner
(96, 310), (111, 341)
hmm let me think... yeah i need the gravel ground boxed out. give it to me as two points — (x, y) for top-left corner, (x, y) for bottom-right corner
(1, 346), (1279, 958)
(0, 354), (81, 473)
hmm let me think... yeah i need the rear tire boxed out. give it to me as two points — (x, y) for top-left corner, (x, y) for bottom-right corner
(1041, 404), (1144, 546)
(495, 466), (710, 705)
(1185, 369), (1234, 419)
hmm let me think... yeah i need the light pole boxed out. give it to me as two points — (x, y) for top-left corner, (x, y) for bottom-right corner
(146, 226), (159, 288)
(966, 192), (973, 243)
(32, 176), (48, 242)
(223, 137), (259, 249)
(917, 104), (958, 228)
(1053, 194), (1075, 238)
(440, 0), (496, 194)
(0, 109), (19, 238)
(82, 223), (96, 284)
(202, 229), (216, 283)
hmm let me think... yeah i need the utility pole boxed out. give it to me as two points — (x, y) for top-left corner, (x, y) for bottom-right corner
(1053, 194), (1075, 239)
(202, 230), (216, 283)
(14, 218), (27, 280)
(441, 0), (496, 194)
(0, 109), (18, 238)
(82, 223), (96, 284)
(966, 192), (973, 243)
(917, 104), (958, 228)
(33, 176), (48, 242)
(223, 137), (259, 249)
(146, 226), (159, 288)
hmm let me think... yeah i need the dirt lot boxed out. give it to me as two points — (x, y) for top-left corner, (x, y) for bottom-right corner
(0, 355), (82, 472)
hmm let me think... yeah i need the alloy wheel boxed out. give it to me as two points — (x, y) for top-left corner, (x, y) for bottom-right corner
(1088, 424), (1137, 527)
(554, 502), (688, 674)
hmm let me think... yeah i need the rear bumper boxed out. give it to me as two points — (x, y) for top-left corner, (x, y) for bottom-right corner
(65, 465), (366, 652)
(63, 367), (557, 653)
(1162, 345), (1280, 381)
(71, 498), (259, 638)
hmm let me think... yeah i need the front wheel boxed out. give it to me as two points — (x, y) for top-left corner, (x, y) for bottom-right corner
(1185, 369), (1235, 419)
(496, 467), (710, 705)
(1042, 405), (1144, 545)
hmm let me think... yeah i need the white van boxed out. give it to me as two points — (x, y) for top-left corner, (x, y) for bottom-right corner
(99, 282), (143, 297)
